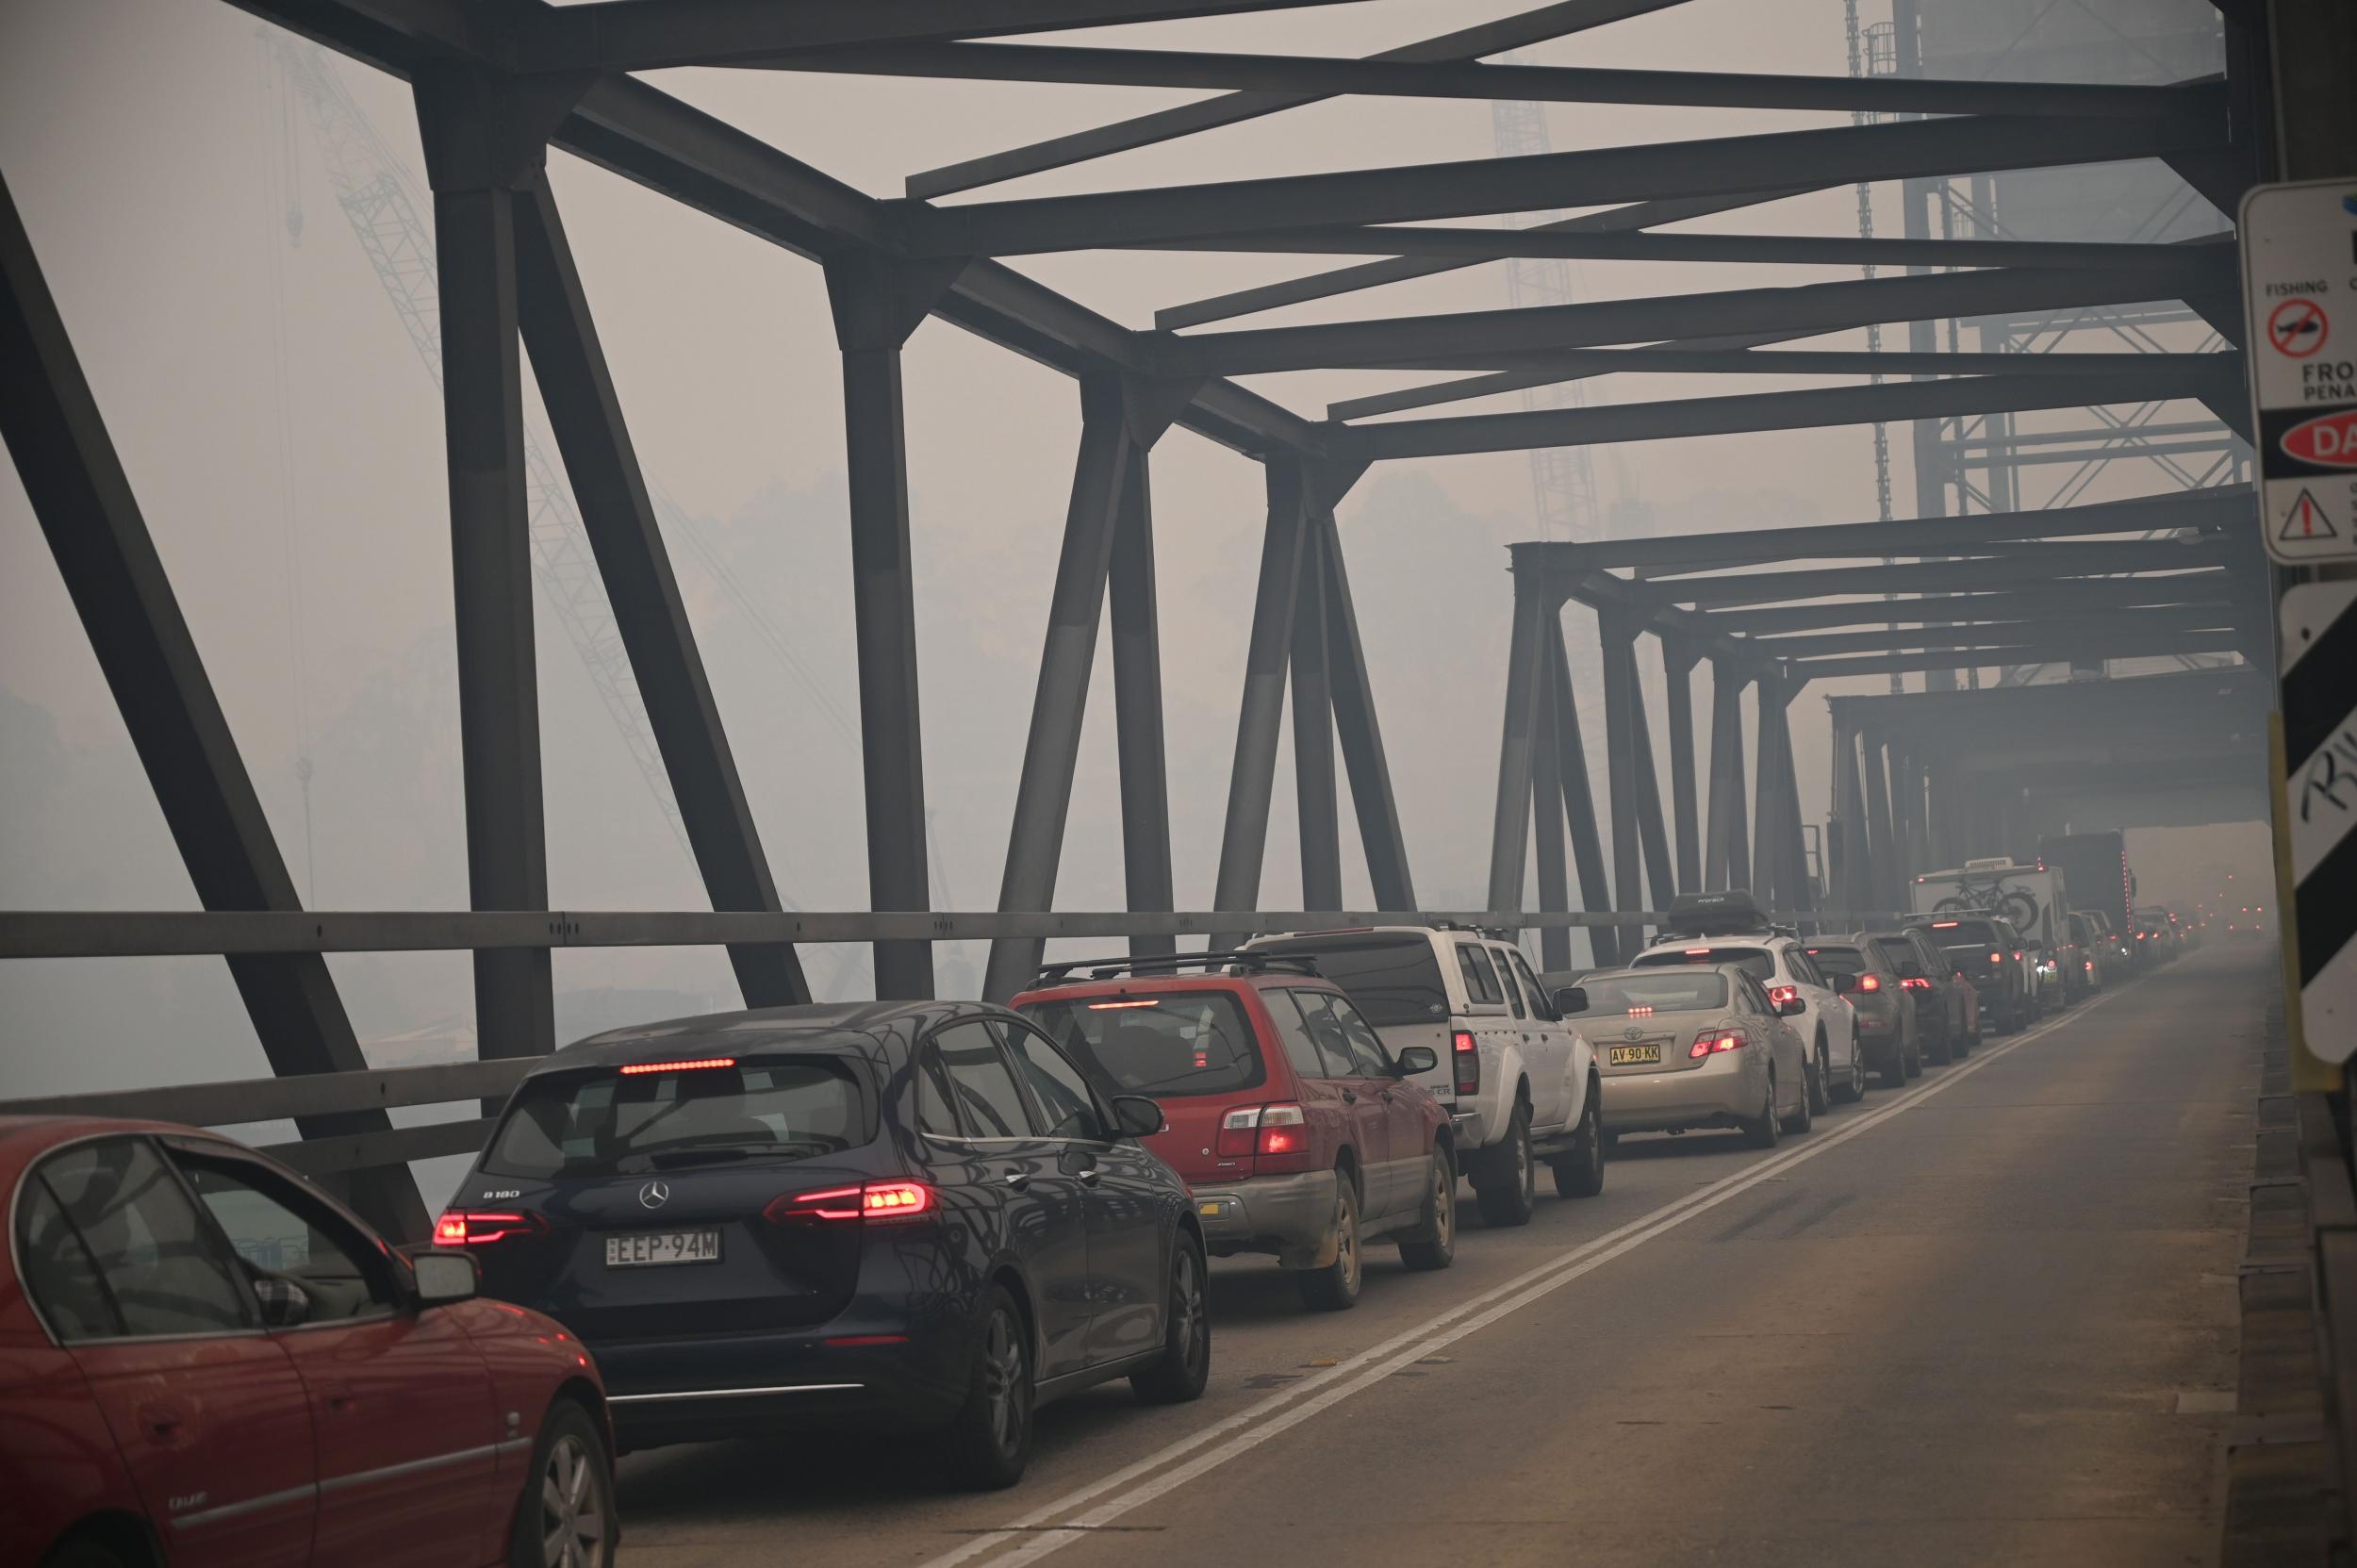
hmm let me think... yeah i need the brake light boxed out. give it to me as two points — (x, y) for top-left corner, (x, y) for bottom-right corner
(1215, 1103), (1308, 1159)
(2012, 950), (2023, 962)
(1626, 1005), (1654, 1017)
(1903, 976), (1932, 991)
(1857, 973), (1881, 993)
(765, 1181), (937, 1225)
(1768, 984), (1798, 1009)
(618, 1056), (735, 1076)
(1989, 953), (2003, 965)
(1087, 999), (1160, 1010)
(1683, 948), (1712, 957)
(1689, 1030), (1746, 1059)
(1932, 920), (1960, 929)
(1454, 1030), (1480, 1096)
(432, 1211), (546, 1246)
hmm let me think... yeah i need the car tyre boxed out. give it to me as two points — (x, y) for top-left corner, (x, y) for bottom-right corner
(1131, 1232), (1211, 1404)
(1474, 1101), (1538, 1228)
(508, 1399), (615, 1568)
(1744, 1072), (1782, 1149)
(39, 1537), (131, 1568)
(1780, 1061), (1813, 1135)
(1904, 1034), (1923, 1078)
(1296, 1173), (1364, 1311)
(941, 1285), (1034, 1490)
(1832, 1044), (1867, 1104)
(1399, 1147), (1459, 1269)
(1551, 1087), (1606, 1199)
(1924, 1019), (1953, 1066)
(1806, 1041), (1831, 1116)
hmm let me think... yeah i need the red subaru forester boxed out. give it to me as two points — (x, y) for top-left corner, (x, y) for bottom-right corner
(1014, 951), (1456, 1312)
(0, 1116), (616, 1568)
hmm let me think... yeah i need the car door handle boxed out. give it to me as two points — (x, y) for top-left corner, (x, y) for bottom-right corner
(321, 1380), (355, 1412)
(1379, 1091), (1395, 1103)
(138, 1402), (182, 1441)
(1340, 1089), (1357, 1104)
(1001, 1169), (1030, 1190)
(1077, 1167), (1101, 1185)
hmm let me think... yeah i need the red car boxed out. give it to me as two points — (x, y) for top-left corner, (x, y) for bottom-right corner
(0, 1116), (616, 1568)
(1014, 951), (1456, 1312)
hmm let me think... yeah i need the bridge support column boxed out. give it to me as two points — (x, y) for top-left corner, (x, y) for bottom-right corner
(1704, 660), (1749, 892)
(1662, 636), (1703, 898)
(1772, 682), (1814, 923)
(1291, 516), (1342, 911)
(414, 64), (594, 1061)
(825, 256), (968, 999)
(1549, 620), (1617, 967)
(1530, 619), (1572, 974)
(1862, 729), (1898, 915)
(1212, 458), (1311, 947)
(1626, 646), (1678, 911)
(1831, 713), (1864, 914)
(1109, 441), (1176, 959)
(1486, 556), (1548, 929)
(1752, 673), (1787, 905)
(0, 174), (424, 1238)
(1319, 505), (1414, 911)
(515, 177), (809, 1007)
(1599, 607), (1651, 942)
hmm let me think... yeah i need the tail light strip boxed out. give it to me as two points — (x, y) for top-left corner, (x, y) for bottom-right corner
(766, 1181), (936, 1225)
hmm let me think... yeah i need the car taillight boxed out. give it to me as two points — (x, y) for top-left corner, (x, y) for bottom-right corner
(1767, 984), (1798, 1009)
(1215, 1103), (1307, 1159)
(618, 1056), (736, 1076)
(2012, 950), (2023, 962)
(433, 1211), (546, 1246)
(1454, 1030), (1480, 1096)
(1989, 952), (2003, 965)
(1689, 1030), (1747, 1059)
(764, 1181), (937, 1225)
(1856, 973), (1881, 993)
(1903, 976), (1932, 991)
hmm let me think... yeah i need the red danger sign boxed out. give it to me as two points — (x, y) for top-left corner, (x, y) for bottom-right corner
(2283, 409), (2357, 469)
(2270, 297), (2330, 357)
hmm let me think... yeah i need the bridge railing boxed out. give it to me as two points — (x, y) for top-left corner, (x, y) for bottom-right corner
(0, 904), (1902, 1182)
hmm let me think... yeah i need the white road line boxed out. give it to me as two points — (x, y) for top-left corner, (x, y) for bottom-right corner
(926, 982), (2134, 1568)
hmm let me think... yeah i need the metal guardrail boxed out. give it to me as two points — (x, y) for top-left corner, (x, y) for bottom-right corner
(0, 905), (1906, 1181)
(0, 906), (1904, 960)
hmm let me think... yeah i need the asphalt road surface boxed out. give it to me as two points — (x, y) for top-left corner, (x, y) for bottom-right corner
(614, 946), (2262, 1568)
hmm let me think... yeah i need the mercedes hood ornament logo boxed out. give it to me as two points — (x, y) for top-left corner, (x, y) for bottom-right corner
(637, 1180), (670, 1210)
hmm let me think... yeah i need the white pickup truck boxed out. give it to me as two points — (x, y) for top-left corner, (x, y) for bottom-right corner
(1244, 926), (1604, 1224)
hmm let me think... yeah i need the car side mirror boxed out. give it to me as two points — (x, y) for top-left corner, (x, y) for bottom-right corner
(255, 1278), (313, 1328)
(1828, 972), (1855, 996)
(411, 1250), (479, 1308)
(1111, 1094), (1166, 1139)
(1775, 996), (1805, 1017)
(1393, 1045), (1439, 1076)
(1552, 986), (1588, 1017)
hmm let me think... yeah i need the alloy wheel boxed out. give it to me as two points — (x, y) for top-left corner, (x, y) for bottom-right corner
(982, 1310), (1027, 1457)
(1337, 1185), (1360, 1293)
(1173, 1248), (1207, 1378)
(538, 1433), (606, 1568)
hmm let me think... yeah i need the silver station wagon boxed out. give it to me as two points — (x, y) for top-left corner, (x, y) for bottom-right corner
(1561, 965), (1813, 1149)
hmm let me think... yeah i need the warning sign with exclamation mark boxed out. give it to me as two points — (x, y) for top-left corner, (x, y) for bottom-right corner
(2282, 487), (2339, 541)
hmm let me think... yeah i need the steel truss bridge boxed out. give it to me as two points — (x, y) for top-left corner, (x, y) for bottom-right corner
(0, 0), (2302, 1246)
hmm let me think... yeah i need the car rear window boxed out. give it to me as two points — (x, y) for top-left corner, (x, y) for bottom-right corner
(1568, 971), (1729, 1016)
(484, 1057), (872, 1177)
(1868, 937), (1919, 973)
(1634, 945), (1773, 982)
(1919, 918), (2002, 949)
(1019, 991), (1263, 1098)
(1247, 934), (1448, 1026)
(1805, 946), (1865, 976)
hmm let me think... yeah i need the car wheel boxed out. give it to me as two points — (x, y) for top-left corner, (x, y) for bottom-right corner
(1924, 1017), (1953, 1066)
(1297, 1174), (1364, 1311)
(38, 1537), (131, 1568)
(1950, 1018), (1971, 1060)
(1399, 1147), (1459, 1269)
(1131, 1231), (1211, 1404)
(1780, 1058), (1813, 1135)
(1878, 1037), (1908, 1089)
(1744, 1071), (1782, 1149)
(941, 1285), (1034, 1489)
(1552, 1087), (1606, 1199)
(1904, 1034), (1923, 1078)
(1475, 1101), (1538, 1227)
(508, 1400), (614, 1568)
(1832, 1043), (1867, 1104)
(1806, 1041), (1831, 1116)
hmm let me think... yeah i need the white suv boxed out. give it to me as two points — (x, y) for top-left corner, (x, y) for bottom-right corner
(1244, 926), (1602, 1224)
(1631, 893), (1865, 1113)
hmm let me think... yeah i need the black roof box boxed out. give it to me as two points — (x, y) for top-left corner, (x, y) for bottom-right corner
(1661, 889), (1769, 937)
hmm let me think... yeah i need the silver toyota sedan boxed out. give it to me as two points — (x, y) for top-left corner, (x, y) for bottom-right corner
(1562, 963), (1813, 1148)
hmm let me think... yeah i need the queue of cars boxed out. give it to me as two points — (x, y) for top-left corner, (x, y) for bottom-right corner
(2, 898), (2126, 1561)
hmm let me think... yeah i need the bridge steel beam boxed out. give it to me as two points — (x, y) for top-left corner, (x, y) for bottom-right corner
(1704, 659), (1750, 893)
(1662, 636), (1703, 896)
(825, 257), (969, 999)
(1212, 459), (1311, 947)
(1862, 732), (1898, 915)
(905, 108), (2220, 256)
(1702, 579), (2247, 635)
(1794, 629), (2246, 680)
(1549, 620), (1618, 968)
(1317, 505), (1416, 910)
(1109, 442), (1176, 959)
(414, 64), (571, 1065)
(1529, 626), (1574, 976)
(1598, 607), (1656, 934)
(0, 173), (425, 1240)
(1290, 515), (1343, 913)
(513, 176), (810, 1008)
(1627, 642), (1678, 910)
(1772, 685), (1813, 919)
(985, 374), (1138, 1001)
(1486, 563), (1548, 927)
(1831, 715), (1866, 916)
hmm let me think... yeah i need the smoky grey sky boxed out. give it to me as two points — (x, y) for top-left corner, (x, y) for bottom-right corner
(0, 0), (2264, 1110)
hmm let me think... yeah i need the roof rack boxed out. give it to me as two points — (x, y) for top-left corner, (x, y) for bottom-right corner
(1656, 889), (1778, 939)
(1030, 950), (1323, 986)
